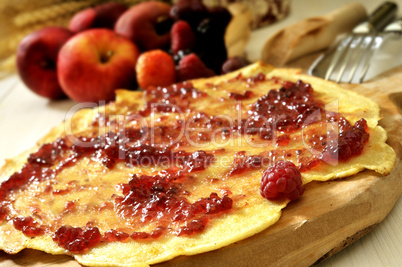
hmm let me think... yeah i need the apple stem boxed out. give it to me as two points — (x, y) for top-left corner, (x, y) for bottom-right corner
(100, 50), (114, 63)
(40, 59), (55, 69)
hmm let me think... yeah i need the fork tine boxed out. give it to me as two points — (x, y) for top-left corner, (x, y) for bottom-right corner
(346, 35), (376, 83)
(335, 35), (364, 83)
(324, 35), (353, 80)
(358, 35), (383, 83)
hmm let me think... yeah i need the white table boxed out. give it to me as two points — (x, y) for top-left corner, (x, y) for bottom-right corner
(0, 0), (401, 266)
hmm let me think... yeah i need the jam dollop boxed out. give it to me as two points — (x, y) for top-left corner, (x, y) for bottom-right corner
(103, 229), (130, 242)
(140, 82), (207, 116)
(249, 80), (324, 133)
(318, 118), (370, 162)
(228, 90), (255, 101)
(53, 225), (102, 253)
(13, 216), (44, 237)
(229, 153), (269, 176)
(115, 173), (232, 228)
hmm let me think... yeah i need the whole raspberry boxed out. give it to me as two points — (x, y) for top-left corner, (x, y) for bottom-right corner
(177, 53), (215, 81)
(260, 161), (305, 201)
(171, 20), (196, 55)
(136, 49), (176, 89)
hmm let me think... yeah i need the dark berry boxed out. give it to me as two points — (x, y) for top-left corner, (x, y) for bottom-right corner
(221, 56), (250, 74)
(260, 161), (305, 201)
(177, 53), (215, 81)
(170, 0), (208, 29)
(206, 6), (232, 33)
(193, 7), (232, 74)
(171, 20), (196, 55)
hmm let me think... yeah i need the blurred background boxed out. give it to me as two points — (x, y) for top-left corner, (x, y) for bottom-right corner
(0, 0), (290, 78)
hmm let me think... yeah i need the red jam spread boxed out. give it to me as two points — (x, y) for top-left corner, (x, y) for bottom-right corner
(228, 90), (255, 100)
(0, 75), (370, 253)
(116, 173), (232, 236)
(13, 216), (44, 237)
(53, 225), (102, 253)
(139, 82), (207, 116)
(103, 229), (130, 242)
(249, 80), (324, 133)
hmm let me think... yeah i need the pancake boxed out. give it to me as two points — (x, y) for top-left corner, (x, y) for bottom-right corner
(0, 61), (395, 266)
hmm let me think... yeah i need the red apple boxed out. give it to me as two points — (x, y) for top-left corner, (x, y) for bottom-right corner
(69, 2), (128, 33)
(57, 29), (140, 102)
(68, 8), (96, 33)
(16, 26), (73, 99)
(114, 1), (172, 51)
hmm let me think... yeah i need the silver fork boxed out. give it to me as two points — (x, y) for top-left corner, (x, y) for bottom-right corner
(357, 18), (402, 83)
(324, 2), (397, 83)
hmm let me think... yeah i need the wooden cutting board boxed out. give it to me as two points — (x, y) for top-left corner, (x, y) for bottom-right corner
(0, 61), (401, 267)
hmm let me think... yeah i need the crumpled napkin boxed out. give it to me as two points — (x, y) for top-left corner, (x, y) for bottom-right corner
(261, 2), (367, 66)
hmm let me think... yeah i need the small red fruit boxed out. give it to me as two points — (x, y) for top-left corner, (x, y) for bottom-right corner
(260, 161), (305, 201)
(177, 53), (215, 82)
(115, 1), (172, 51)
(136, 50), (176, 89)
(171, 20), (196, 55)
(69, 2), (128, 33)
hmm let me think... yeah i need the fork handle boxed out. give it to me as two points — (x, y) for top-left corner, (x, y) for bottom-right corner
(369, 2), (398, 30)
(353, 2), (398, 34)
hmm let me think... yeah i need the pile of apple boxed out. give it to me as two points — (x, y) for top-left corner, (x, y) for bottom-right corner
(16, 0), (249, 103)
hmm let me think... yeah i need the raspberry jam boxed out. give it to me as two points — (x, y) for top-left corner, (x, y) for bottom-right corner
(115, 173), (232, 227)
(228, 90), (255, 101)
(53, 225), (102, 253)
(13, 216), (44, 237)
(103, 229), (130, 242)
(229, 153), (268, 176)
(0, 75), (371, 254)
(140, 82), (207, 116)
(319, 117), (369, 162)
(130, 226), (165, 241)
(249, 80), (324, 133)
